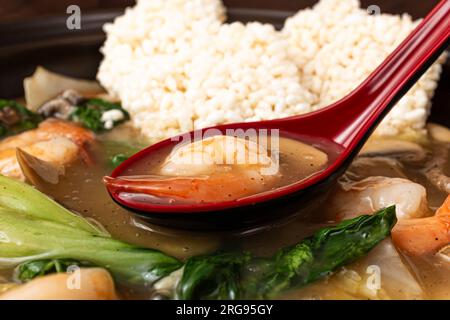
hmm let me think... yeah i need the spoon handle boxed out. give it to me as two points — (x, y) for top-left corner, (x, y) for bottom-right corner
(315, 0), (450, 147)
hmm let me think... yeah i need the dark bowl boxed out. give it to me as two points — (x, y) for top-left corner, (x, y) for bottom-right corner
(0, 3), (448, 229)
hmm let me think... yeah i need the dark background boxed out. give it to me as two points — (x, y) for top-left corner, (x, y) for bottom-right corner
(0, 0), (441, 21)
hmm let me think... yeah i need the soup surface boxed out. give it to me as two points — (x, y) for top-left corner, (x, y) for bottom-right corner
(2, 124), (448, 299)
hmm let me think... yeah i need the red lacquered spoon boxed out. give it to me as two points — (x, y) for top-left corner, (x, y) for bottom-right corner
(106, 0), (450, 230)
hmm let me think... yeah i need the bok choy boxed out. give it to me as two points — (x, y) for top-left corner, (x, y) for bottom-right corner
(176, 206), (397, 299)
(0, 175), (182, 285)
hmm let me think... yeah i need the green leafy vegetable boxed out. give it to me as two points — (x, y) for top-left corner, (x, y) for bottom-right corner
(0, 175), (181, 286)
(100, 140), (143, 168)
(177, 252), (251, 300)
(110, 154), (130, 168)
(17, 259), (84, 282)
(177, 206), (397, 299)
(249, 207), (396, 298)
(0, 100), (42, 138)
(70, 99), (129, 132)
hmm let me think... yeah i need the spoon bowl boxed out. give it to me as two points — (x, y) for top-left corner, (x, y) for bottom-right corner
(106, 0), (450, 229)
(108, 123), (344, 229)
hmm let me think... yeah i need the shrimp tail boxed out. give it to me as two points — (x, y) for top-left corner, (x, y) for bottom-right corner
(104, 175), (216, 202)
(392, 195), (450, 256)
(104, 174), (260, 203)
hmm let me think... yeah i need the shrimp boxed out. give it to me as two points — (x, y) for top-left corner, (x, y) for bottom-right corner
(104, 135), (279, 203)
(328, 176), (431, 221)
(392, 195), (450, 256)
(0, 268), (117, 300)
(104, 171), (271, 203)
(160, 135), (275, 176)
(0, 119), (94, 180)
(328, 176), (449, 255)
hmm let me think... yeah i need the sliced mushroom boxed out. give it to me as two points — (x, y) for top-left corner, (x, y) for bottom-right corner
(0, 106), (21, 126)
(61, 89), (86, 106)
(424, 166), (450, 194)
(38, 98), (75, 120)
(360, 138), (428, 164)
(344, 157), (407, 182)
(37, 89), (87, 120)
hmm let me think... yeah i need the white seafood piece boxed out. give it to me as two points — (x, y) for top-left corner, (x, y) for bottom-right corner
(329, 176), (431, 221)
(343, 239), (424, 300)
(0, 268), (117, 300)
(161, 135), (277, 176)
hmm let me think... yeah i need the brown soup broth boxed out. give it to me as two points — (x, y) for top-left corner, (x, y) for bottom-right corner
(0, 132), (448, 299)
